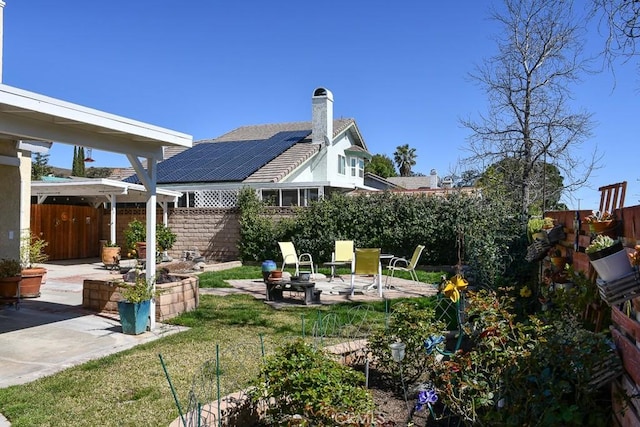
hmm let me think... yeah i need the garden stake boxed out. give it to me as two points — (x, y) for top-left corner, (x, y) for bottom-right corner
(365, 358), (369, 388)
(216, 344), (221, 427)
(158, 353), (186, 427)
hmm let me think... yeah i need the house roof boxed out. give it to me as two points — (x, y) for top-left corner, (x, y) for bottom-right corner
(127, 130), (310, 184)
(121, 118), (362, 185)
(386, 176), (438, 190)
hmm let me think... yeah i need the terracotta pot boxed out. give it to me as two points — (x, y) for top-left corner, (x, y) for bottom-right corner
(550, 256), (567, 270)
(269, 270), (282, 279)
(0, 276), (21, 298)
(101, 246), (121, 267)
(136, 242), (147, 259)
(21, 267), (46, 298)
(589, 220), (616, 237)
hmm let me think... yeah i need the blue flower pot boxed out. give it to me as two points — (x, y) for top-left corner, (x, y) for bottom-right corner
(262, 260), (277, 282)
(117, 299), (151, 335)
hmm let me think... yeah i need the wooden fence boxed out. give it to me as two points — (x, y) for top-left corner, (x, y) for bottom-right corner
(31, 204), (103, 260)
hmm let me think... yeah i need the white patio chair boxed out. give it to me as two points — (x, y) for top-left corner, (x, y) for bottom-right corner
(385, 245), (424, 287)
(277, 241), (315, 277)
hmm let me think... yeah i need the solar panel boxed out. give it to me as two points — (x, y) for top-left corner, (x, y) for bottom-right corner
(124, 129), (310, 184)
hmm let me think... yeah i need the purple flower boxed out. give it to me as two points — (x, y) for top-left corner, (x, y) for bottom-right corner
(415, 388), (438, 411)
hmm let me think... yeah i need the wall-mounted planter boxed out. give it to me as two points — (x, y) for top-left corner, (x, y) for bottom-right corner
(588, 241), (633, 282)
(597, 272), (640, 306)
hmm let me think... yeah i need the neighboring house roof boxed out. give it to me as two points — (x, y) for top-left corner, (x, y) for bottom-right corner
(363, 172), (403, 191)
(121, 118), (361, 185)
(387, 176), (438, 190)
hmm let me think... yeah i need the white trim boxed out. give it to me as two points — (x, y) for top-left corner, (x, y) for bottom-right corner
(0, 84), (191, 146)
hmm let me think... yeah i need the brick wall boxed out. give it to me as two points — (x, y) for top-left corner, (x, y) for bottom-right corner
(168, 208), (241, 262)
(102, 206), (297, 262)
(101, 207), (241, 261)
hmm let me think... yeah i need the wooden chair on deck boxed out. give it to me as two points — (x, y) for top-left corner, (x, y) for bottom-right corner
(598, 181), (627, 215)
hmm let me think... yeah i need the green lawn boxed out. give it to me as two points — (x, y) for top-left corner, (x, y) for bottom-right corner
(0, 266), (443, 426)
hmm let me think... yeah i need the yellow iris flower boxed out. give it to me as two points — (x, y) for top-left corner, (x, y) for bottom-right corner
(443, 274), (468, 303)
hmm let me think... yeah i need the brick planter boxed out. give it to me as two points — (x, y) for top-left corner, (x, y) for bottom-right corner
(82, 275), (199, 322)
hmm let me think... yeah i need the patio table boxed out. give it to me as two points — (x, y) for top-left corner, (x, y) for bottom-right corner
(265, 280), (321, 305)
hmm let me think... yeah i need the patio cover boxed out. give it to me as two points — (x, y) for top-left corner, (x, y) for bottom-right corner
(31, 179), (183, 245)
(0, 83), (192, 330)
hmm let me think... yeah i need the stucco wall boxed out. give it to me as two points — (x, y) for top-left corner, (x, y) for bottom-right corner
(0, 142), (23, 258)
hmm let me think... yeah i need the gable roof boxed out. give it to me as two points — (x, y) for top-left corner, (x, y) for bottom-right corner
(121, 118), (360, 185)
(126, 130), (310, 184)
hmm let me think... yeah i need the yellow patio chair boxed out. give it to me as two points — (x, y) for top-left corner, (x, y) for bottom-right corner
(385, 245), (424, 287)
(350, 248), (381, 296)
(277, 241), (315, 277)
(325, 240), (354, 281)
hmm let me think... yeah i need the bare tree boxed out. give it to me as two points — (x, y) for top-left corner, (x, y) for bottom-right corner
(593, 0), (640, 60)
(462, 0), (599, 219)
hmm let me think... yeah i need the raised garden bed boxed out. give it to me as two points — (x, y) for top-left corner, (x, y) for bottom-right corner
(82, 274), (199, 322)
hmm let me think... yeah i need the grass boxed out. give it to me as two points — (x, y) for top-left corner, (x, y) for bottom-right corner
(0, 265), (444, 426)
(0, 295), (394, 426)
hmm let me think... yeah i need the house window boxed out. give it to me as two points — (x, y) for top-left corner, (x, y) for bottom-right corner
(301, 188), (319, 206)
(338, 155), (346, 175)
(350, 158), (357, 177)
(262, 190), (279, 206)
(358, 159), (364, 178)
(281, 189), (299, 206)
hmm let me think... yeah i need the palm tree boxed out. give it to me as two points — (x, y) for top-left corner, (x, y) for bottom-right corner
(393, 144), (417, 177)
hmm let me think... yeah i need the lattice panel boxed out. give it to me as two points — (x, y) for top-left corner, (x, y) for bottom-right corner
(194, 190), (239, 207)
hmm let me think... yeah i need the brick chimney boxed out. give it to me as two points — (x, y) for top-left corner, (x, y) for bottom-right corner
(311, 87), (333, 145)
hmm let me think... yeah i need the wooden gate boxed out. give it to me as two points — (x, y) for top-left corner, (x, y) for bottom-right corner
(31, 205), (103, 260)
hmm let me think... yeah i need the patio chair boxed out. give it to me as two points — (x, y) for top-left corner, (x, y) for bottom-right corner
(324, 240), (354, 282)
(277, 241), (315, 277)
(350, 248), (381, 296)
(385, 245), (424, 288)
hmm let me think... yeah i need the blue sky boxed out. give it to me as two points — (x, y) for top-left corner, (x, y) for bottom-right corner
(3, 1), (639, 210)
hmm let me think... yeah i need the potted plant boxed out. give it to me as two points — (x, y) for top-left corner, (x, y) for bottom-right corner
(585, 235), (632, 282)
(0, 258), (22, 299)
(101, 241), (121, 269)
(124, 219), (146, 260)
(117, 273), (155, 335)
(124, 219), (177, 262)
(584, 210), (616, 235)
(156, 223), (177, 262)
(549, 248), (567, 270)
(20, 231), (49, 298)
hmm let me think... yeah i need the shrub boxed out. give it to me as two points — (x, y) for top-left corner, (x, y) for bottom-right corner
(123, 219), (177, 252)
(368, 298), (446, 383)
(237, 189), (523, 289)
(420, 289), (615, 426)
(250, 339), (374, 425)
